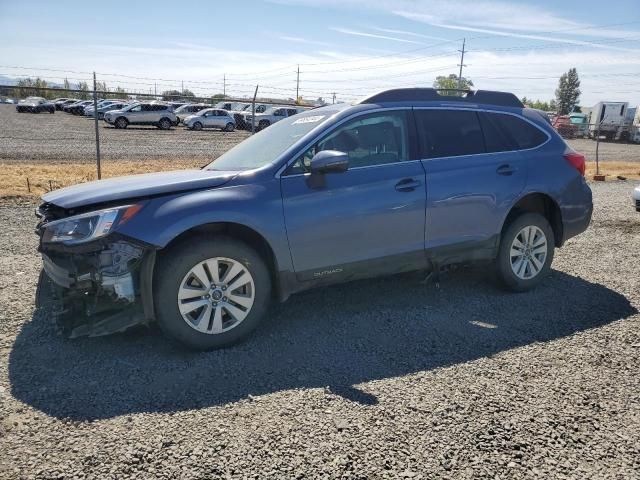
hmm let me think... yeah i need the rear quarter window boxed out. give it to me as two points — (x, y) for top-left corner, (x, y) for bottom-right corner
(480, 112), (548, 151)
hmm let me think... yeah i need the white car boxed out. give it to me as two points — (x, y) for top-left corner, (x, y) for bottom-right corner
(244, 105), (305, 130)
(634, 185), (640, 212)
(184, 108), (235, 131)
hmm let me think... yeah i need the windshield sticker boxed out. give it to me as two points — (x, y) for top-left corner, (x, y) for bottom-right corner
(293, 115), (325, 124)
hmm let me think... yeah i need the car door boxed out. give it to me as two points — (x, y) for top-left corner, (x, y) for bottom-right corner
(281, 110), (427, 283)
(414, 108), (527, 255)
(127, 104), (144, 123)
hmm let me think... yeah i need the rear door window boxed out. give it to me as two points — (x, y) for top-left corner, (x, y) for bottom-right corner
(415, 109), (485, 158)
(480, 112), (548, 151)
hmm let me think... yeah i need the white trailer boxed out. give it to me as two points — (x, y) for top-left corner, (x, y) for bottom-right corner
(588, 101), (629, 140)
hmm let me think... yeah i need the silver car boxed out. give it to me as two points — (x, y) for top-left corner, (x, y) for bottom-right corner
(245, 106), (305, 130)
(86, 102), (130, 120)
(174, 103), (210, 124)
(184, 108), (235, 131)
(104, 102), (177, 129)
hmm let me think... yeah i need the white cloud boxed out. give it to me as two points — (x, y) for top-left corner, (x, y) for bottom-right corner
(369, 27), (450, 42)
(329, 27), (423, 44)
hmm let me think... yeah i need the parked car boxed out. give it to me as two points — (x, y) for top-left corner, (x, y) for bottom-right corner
(16, 97), (55, 113)
(56, 99), (78, 110)
(86, 102), (130, 120)
(184, 108), (235, 131)
(245, 105), (304, 130)
(174, 103), (210, 124)
(103, 102), (177, 129)
(232, 103), (262, 129)
(35, 88), (592, 350)
(66, 100), (95, 115)
(214, 101), (245, 111)
(634, 185), (640, 212)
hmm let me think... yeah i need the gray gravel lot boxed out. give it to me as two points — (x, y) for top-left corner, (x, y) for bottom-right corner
(1, 105), (640, 164)
(0, 105), (249, 163)
(0, 181), (639, 479)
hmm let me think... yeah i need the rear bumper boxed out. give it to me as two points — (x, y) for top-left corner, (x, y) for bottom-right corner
(560, 181), (593, 245)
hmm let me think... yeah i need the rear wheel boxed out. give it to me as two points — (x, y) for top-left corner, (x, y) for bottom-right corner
(158, 118), (172, 130)
(154, 237), (271, 350)
(496, 213), (554, 292)
(114, 117), (128, 129)
(224, 122), (235, 132)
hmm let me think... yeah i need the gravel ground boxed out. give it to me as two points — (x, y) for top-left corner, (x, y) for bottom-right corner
(1, 105), (640, 164)
(0, 181), (638, 479)
(0, 105), (249, 163)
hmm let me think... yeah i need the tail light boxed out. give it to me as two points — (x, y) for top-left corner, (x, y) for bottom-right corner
(564, 151), (586, 176)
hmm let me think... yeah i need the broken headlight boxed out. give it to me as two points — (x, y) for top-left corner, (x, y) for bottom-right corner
(41, 204), (143, 245)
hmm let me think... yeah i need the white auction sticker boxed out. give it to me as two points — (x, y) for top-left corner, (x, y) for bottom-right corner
(293, 115), (325, 124)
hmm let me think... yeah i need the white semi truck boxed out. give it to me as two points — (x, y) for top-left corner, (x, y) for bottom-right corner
(588, 101), (629, 140)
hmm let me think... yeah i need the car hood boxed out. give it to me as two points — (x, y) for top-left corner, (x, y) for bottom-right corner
(42, 169), (239, 209)
(633, 185), (640, 200)
(19, 101), (38, 106)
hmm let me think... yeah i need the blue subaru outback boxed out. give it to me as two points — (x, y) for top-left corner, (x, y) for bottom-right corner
(36, 88), (593, 350)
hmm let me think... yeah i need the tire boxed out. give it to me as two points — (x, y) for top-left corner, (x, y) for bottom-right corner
(34, 108), (40, 114)
(258, 120), (270, 130)
(192, 121), (203, 131)
(114, 117), (128, 129)
(49, 108), (55, 114)
(496, 212), (555, 292)
(224, 122), (235, 132)
(158, 118), (172, 130)
(154, 237), (272, 350)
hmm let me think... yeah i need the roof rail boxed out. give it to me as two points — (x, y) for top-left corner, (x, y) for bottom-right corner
(359, 88), (524, 108)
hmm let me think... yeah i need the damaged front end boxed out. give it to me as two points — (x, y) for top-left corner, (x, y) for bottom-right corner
(36, 201), (156, 338)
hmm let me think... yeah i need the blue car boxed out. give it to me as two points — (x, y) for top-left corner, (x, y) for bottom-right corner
(36, 88), (593, 350)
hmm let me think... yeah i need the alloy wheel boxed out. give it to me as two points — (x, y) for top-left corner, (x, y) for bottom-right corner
(177, 257), (255, 334)
(510, 226), (548, 280)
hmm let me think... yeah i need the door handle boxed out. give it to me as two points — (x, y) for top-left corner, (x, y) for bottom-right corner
(395, 178), (422, 192)
(496, 164), (515, 176)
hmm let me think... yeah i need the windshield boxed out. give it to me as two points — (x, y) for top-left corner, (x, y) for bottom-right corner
(206, 109), (336, 171)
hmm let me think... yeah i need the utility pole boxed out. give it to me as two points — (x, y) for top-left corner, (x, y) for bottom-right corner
(457, 38), (466, 90)
(223, 74), (226, 98)
(154, 82), (157, 97)
(296, 64), (300, 103)
(332, 92), (336, 104)
(181, 80), (184, 94)
(92, 72), (101, 180)
(251, 85), (259, 135)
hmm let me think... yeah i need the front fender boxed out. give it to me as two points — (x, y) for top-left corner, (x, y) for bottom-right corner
(116, 178), (293, 272)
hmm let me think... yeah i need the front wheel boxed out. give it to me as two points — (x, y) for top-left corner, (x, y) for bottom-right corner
(114, 117), (128, 129)
(496, 213), (554, 292)
(154, 237), (271, 350)
(224, 122), (235, 132)
(191, 121), (203, 131)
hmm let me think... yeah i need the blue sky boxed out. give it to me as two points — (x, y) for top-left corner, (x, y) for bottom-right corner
(0, 0), (638, 105)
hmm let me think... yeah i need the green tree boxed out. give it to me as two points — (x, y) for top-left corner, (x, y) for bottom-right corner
(162, 89), (181, 100)
(555, 68), (581, 115)
(77, 81), (90, 99)
(433, 74), (474, 95)
(212, 93), (225, 101)
(181, 89), (195, 98)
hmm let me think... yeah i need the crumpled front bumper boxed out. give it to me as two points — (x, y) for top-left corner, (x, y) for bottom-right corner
(39, 236), (156, 338)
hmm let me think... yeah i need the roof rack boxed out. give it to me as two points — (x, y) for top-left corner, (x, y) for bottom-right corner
(359, 88), (524, 108)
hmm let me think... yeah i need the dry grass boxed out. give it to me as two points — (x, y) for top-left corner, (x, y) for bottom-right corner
(0, 158), (205, 197)
(1, 159), (639, 198)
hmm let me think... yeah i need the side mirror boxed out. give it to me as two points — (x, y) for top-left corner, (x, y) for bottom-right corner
(309, 150), (349, 174)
